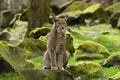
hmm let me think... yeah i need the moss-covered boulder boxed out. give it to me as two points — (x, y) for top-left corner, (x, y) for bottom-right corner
(1, 10), (16, 28)
(83, 3), (109, 22)
(63, 1), (89, 12)
(57, 1), (90, 25)
(29, 23), (51, 38)
(105, 2), (120, 14)
(117, 18), (120, 29)
(20, 69), (73, 80)
(109, 72), (120, 80)
(103, 53), (120, 67)
(66, 33), (75, 55)
(74, 41), (110, 60)
(24, 38), (46, 58)
(67, 62), (102, 79)
(0, 20), (27, 46)
(110, 12), (120, 28)
(0, 41), (34, 74)
(20, 9), (29, 21)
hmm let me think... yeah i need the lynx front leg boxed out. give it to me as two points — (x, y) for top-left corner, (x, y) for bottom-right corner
(50, 53), (58, 70)
(43, 51), (51, 69)
(58, 54), (64, 70)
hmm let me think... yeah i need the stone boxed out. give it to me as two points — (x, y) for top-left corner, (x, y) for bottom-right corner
(109, 72), (120, 80)
(74, 41), (110, 61)
(103, 53), (120, 67)
(67, 62), (102, 79)
(20, 69), (73, 80)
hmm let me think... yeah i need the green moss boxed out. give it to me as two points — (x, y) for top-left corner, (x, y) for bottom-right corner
(83, 3), (102, 14)
(109, 72), (120, 80)
(117, 18), (120, 29)
(0, 72), (19, 80)
(30, 56), (44, 69)
(102, 66), (120, 79)
(20, 9), (29, 21)
(103, 53), (120, 66)
(24, 38), (46, 58)
(29, 23), (51, 38)
(105, 2), (120, 13)
(75, 50), (104, 61)
(66, 33), (75, 55)
(1, 10), (15, 28)
(67, 62), (102, 79)
(74, 41), (110, 58)
(96, 34), (120, 53)
(58, 10), (83, 18)
(63, 1), (89, 12)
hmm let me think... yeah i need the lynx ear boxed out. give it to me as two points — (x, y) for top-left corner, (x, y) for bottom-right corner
(53, 16), (58, 22)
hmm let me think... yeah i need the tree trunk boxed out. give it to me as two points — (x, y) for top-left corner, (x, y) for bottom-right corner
(28, 0), (50, 34)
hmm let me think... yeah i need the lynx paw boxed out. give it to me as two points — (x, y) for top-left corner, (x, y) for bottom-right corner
(58, 67), (64, 70)
(51, 66), (58, 70)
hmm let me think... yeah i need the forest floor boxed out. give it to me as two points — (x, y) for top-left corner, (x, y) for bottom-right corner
(1, 23), (120, 80)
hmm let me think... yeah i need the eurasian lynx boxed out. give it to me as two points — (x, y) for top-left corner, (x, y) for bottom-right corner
(43, 16), (69, 70)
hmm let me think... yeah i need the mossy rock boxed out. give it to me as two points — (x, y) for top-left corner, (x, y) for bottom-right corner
(96, 34), (120, 53)
(0, 41), (34, 73)
(66, 33), (75, 55)
(110, 12), (120, 28)
(20, 9), (29, 21)
(1, 10), (15, 28)
(29, 23), (52, 38)
(109, 72), (120, 80)
(105, 2), (120, 14)
(24, 38), (46, 58)
(63, 1), (89, 12)
(83, 3), (109, 20)
(74, 50), (104, 61)
(83, 4), (102, 14)
(103, 53), (120, 67)
(0, 20), (27, 46)
(67, 62), (102, 79)
(20, 69), (73, 80)
(117, 17), (120, 29)
(74, 41), (110, 60)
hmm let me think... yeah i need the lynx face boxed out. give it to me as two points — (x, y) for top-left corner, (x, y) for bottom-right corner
(54, 18), (67, 33)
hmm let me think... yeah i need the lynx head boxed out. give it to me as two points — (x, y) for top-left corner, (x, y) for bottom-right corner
(54, 16), (68, 33)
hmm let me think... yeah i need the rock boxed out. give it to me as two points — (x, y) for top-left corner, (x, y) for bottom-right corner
(0, 20), (27, 46)
(74, 41), (110, 60)
(57, 1), (89, 25)
(63, 1), (89, 12)
(29, 23), (51, 38)
(103, 53), (120, 67)
(66, 33), (75, 55)
(24, 38), (46, 58)
(0, 41), (34, 73)
(20, 9), (29, 21)
(20, 69), (73, 80)
(117, 18), (120, 29)
(1, 10), (19, 28)
(51, 0), (72, 7)
(109, 72), (120, 80)
(67, 62), (102, 79)
(0, 59), (14, 73)
(110, 12), (120, 28)
(105, 2), (120, 14)
(83, 3), (109, 22)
